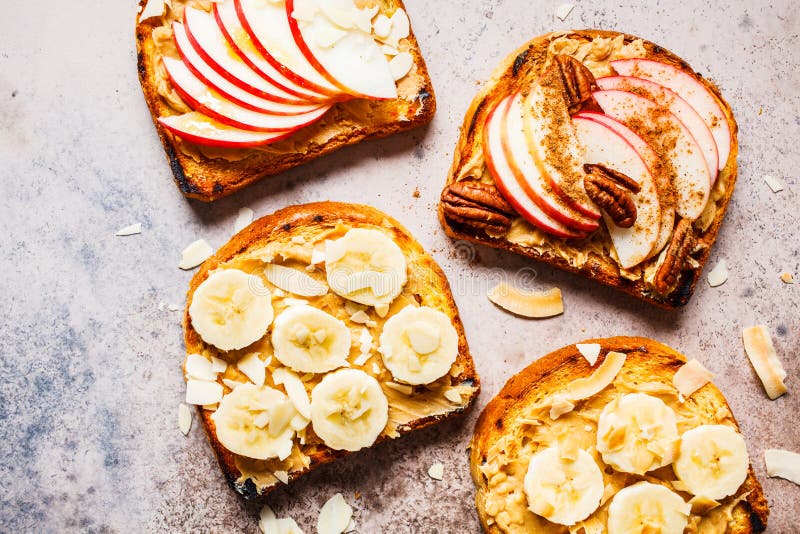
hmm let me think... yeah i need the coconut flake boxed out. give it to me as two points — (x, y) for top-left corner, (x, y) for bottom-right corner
(385, 381), (413, 395)
(765, 449), (800, 485)
(707, 259), (728, 287)
(178, 403), (193, 435)
(265, 264), (328, 297)
(318, 493), (353, 534)
(555, 3), (574, 20)
(234, 207), (254, 233)
(185, 379), (223, 405)
(428, 462), (444, 480)
(273, 367), (312, 419)
(115, 223), (142, 236)
(673, 359), (714, 398)
(764, 175), (784, 193)
(179, 239), (213, 270)
(237, 352), (266, 386)
(488, 283), (563, 318)
(575, 343), (601, 365)
(742, 325), (787, 399)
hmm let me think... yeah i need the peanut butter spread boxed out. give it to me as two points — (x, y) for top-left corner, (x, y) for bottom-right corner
(480, 364), (747, 534)
(189, 221), (476, 490)
(147, 0), (427, 162)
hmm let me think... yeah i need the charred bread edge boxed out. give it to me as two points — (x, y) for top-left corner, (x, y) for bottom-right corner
(468, 336), (768, 534)
(438, 29), (739, 309)
(183, 201), (480, 498)
(136, 0), (436, 201)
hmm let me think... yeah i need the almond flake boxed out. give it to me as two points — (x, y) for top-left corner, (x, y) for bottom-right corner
(185, 379), (223, 405)
(115, 222), (142, 236)
(210, 355), (228, 373)
(764, 449), (800, 485)
(237, 352), (266, 386)
(179, 239), (213, 270)
(273, 367), (312, 419)
(273, 470), (289, 484)
(555, 3), (575, 21)
(264, 264), (328, 297)
(167, 303), (181, 312)
(178, 403), (193, 435)
(385, 381), (413, 395)
(381, 44), (399, 56)
(443, 389), (462, 404)
(389, 52), (413, 81)
(742, 325), (787, 399)
(318, 493), (353, 534)
(764, 175), (784, 193)
(707, 259), (728, 287)
(374, 303), (390, 318)
(283, 298), (310, 307)
(372, 14), (391, 38)
(372, 363), (381, 375)
(673, 359), (714, 398)
(139, 0), (167, 20)
(780, 272), (794, 284)
(222, 378), (243, 390)
(350, 310), (371, 324)
(234, 207), (254, 233)
(310, 247), (326, 265)
(428, 462), (444, 480)
(575, 343), (601, 365)
(185, 354), (217, 381)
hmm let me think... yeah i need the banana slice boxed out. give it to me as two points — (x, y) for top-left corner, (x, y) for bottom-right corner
(310, 369), (389, 451)
(378, 305), (458, 385)
(189, 269), (273, 351)
(325, 228), (407, 307)
(522, 446), (604, 526)
(607, 482), (690, 534)
(211, 383), (297, 460)
(673, 424), (749, 500)
(271, 305), (351, 373)
(596, 393), (679, 475)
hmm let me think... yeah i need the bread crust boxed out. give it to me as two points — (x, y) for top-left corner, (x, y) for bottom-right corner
(469, 336), (768, 534)
(438, 29), (739, 309)
(136, 1), (436, 201)
(183, 201), (479, 498)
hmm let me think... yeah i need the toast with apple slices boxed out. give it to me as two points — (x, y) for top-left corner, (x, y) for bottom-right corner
(469, 336), (768, 533)
(136, 0), (435, 200)
(439, 29), (738, 308)
(181, 202), (479, 498)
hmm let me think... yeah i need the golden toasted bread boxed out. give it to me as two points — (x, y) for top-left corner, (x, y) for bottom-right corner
(470, 336), (768, 533)
(183, 202), (479, 498)
(136, 0), (435, 201)
(439, 30), (738, 308)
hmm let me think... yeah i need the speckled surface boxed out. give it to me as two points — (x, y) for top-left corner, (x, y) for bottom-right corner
(1, 0), (798, 532)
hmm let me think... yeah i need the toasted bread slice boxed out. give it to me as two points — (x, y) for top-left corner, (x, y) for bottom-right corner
(470, 336), (768, 533)
(439, 30), (738, 308)
(183, 202), (479, 498)
(136, 0), (435, 201)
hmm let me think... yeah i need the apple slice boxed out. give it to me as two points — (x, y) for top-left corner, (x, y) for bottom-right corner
(235, 0), (342, 97)
(483, 96), (587, 239)
(593, 90), (710, 221)
(285, 0), (397, 100)
(503, 93), (599, 233)
(611, 58), (732, 171)
(597, 75), (718, 181)
(213, 0), (331, 103)
(573, 116), (661, 269)
(163, 57), (331, 131)
(575, 111), (675, 260)
(159, 112), (294, 148)
(522, 82), (601, 220)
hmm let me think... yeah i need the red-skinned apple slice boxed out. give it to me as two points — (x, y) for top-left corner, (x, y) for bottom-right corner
(573, 116), (661, 269)
(483, 96), (587, 239)
(173, 22), (315, 115)
(611, 58), (731, 171)
(159, 112), (294, 148)
(213, 0), (330, 103)
(285, 0), (397, 100)
(593, 90), (710, 221)
(575, 111), (675, 260)
(235, 0), (342, 97)
(522, 83), (601, 220)
(597, 75), (718, 181)
(503, 93), (600, 233)
(163, 57), (330, 132)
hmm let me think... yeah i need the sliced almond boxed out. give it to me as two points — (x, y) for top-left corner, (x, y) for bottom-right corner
(139, 0), (167, 20)
(428, 462), (444, 481)
(179, 239), (213, 270)
(780, 272), (794, 284)
(272, 367), (312, 419)
(167, 303), (181, 312)
(372, 13), (391, 38)
(548, 394), (576, 420)
(707, 259), (728, 287)
(264, 264), (328, 297)
(742, 325), (787, 399)
(273, 470), (289, 484)
(374, 303), (390, 318)
(385, 381), (413, 395)
(575, 343), (601, 365)
(310, 246), (326, 265)
(764, 449), (800, 485)
(350, 310), (371, 324)
(237, 352), (266, 387)
(689, 495), (721, 514)
(555, 3), (575, 21)
(487, 283), (563, 318)
(178, 403), (193, 436)
(764, 175), (784, 193)
(185, 354), (217, 381)
(222, 378), (243, 390)
(443, 389), (462, 404)
(210, 355), (228, 373)
(389, 52), (414, 81)
(234, 207), (254, 233)
(115, 222), (142, 236)
(185, 379), (223, 405)
(318, 493), (353, 534)
(673, 359), (714, 398)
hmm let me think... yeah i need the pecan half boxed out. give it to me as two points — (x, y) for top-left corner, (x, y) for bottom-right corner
(553, 55), (602, 115)
(654, 219), (696, 294)
(584, 163), (641, 194)
(584, 166), (637, 228)
(441, 181), (516, 231)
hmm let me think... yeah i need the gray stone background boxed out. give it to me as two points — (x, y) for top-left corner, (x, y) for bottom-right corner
(1, 0), (798, 532)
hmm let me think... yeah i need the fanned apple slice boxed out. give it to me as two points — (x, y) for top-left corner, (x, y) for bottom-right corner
(286, 0), (397, 100)
(236, 0), (342, 97)
(213, 0), (330, 103)
(159, 112), (294, 148)
(184, 6), (324, 105)
(163, 57), (331, 131)
(575, 112), (675, 260)
(503, 93), (599, 233)
(593, 90), (710, 221)
(574, 116), (661, 269)
(483, 97), (587, 239)
(611, 58), (732, 172)
(597, 75), (718, 182)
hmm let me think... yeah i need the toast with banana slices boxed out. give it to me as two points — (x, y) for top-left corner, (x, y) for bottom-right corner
(439, 29), (738, 308)
(136, 0), (435, 201)
(182, 202), (478, 498)
(470, 336), (768, 533)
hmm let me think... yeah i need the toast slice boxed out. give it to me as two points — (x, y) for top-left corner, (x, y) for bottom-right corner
(470, 336), (768, 533)
(183, 202), (479, 498)
(439, 30), (739, 308)
(136, 0), (436, 201)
